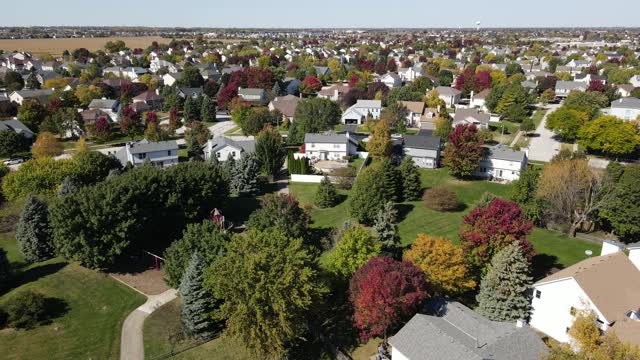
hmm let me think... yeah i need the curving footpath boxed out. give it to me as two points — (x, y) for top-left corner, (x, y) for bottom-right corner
(120, 289), (178, 360)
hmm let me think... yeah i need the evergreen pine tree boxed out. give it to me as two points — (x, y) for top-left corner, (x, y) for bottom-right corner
(222, 153), (236, 181)
(476, 242), (533, 321)
(315, 176), (338, 208)
(399, 156), (422, 201)
(57, 177), (79, 197)
(272, 81), (284, 97)
(380, 159), (400, 202)
(183, 96), (195, 123)
(372, 201), (400, 250)
(200, 95), (217, 123)
(230, 153), (260, 196)
(0, 248), (10, 290)
(16, 195), (53, 263)
(192, 95), (203, 120)
(179, 252), (217, 339)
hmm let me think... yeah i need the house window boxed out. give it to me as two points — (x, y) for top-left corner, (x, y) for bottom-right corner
(231, 151), (236, 157)
(138, 153), (146, 160)
(535, 290), (541, 299)
(570, 307), (577, 316)
(311, 143), (316, 148)
(333, 144), (340, 149)
(167, 151), (172, 156)
(217, 152), (221, 158)
(566, 327), (570, 333)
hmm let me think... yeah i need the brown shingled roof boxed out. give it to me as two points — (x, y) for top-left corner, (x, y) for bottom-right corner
(536, 252), (640, 324)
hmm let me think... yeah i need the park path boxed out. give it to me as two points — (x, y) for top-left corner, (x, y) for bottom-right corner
(120, 289), (178, 360)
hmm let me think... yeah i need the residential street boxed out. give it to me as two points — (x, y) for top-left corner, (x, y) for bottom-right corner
(527, 103), (562, 162)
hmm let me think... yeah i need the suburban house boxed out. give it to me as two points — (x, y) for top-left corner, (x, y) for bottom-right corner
(616, 84), (635, 98)
(473, 145), (528, 182)
(390, 298), (548, 360)
(114, 139), (179, 168)
(380, 72), (402, 88)
(88, 99), (119, 121)
(0, 119), (34, 140)
(341, 100), (382, 125)
(453, 108), (490, 129)
(470, 89), (491, 111)
(177, 87), (203, 99)
(9, 89), (54, 105)
(529, 240), (640, 347)
(630, 75), (640, 88)
(398, 65), (424, 82)
(162, 73), (182, 87)
(238, 88), (268, 105)
(268, 95), (301, 124)
(204, 136), (255, 162)
(318, 83), (351, 101)
(302, 132), (358, 161)
(398, 101), (425, 128)
(574, 73), (607, 85)
(402, 134), (441, 168)
(132, 90), (164, 111)
(555, 81), (587, 98)
(314, 66), (331, 77)
(435, 86), (462, 107)
(608, 97), (640, 121)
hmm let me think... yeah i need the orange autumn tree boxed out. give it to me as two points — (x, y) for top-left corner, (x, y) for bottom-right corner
(404, 234), (476, 296)
(32, 132), (64, 159)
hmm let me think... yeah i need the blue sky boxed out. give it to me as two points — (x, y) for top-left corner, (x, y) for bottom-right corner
(5, 0), (640, 28)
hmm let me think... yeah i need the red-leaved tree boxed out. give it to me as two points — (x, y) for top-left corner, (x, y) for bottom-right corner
(300, 76), (323, 94)
(119, 106), (142, 140)
(442, 124), (484, 178)
(586, 80), (605, 93)
(218, 84), (239, 110)
(475, 70), (492, 92)
(349, 256), (430, 341)
(459, 198), (535, 273)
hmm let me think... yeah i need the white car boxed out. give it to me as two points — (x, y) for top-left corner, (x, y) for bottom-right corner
(3, 158), (25, 165)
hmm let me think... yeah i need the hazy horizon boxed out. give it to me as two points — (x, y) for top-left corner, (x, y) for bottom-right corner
(5, 0), (640, 29)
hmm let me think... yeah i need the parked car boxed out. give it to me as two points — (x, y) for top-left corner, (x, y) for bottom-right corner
(3, 157), (25, 165)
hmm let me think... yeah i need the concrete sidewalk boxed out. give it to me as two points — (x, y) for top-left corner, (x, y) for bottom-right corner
(120, 289), (178, 360)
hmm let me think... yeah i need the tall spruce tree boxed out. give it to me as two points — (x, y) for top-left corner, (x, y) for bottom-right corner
(230, 153), (260, 196)
(476, 242), (533, 321)
(16, 195), (53, 263)
(399, 156), (422, 201)
(57, 177), (79, 197)
(0, 248), (10, 289)
(200, 95), (217, 123)
(372, 201), (400, 250)
(180, 252), (217, 339)
(183, 96), (197, 123)
(315, 176), (338, 208)
(380, 159), (400, 202)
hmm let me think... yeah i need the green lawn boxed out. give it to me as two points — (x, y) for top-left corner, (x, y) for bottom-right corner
(291, 168), (600, 273)
(143, 299), (252, 360)
(0, 200), (146, 360)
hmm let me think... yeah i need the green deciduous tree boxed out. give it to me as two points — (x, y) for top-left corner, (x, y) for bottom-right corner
(207, 228), (326, 358)
(247, 193), (310, 241)
(255, 125), (285, 178)
(179, 252), (218, 339)
(578, 115), (639, 157)
(476, 242), (532, 321)
(288, 98), (341, 143)
(16, 195), (52, 263)
(0, 130), (29, 157)
(600, 165), (640, 242)
(177, 65), (205, 88)
(545, 107), (589, 142)
(164, 220), (230, 288)
(327, 224), (382, 279)
(17, 99), (47, 132)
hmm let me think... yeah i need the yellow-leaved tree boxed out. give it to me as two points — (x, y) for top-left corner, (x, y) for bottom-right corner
(32, 132), (64, 159)
(403, 234), (476, 296)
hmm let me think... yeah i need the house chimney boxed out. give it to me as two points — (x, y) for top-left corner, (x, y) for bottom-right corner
(628, 244), (640, 272)
(601, 240), (624, 256)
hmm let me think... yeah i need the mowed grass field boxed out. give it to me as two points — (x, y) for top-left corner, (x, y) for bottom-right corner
(289, 168), (600, 273)
(0, 199), (146, 360)
(0, 36), (166, 55)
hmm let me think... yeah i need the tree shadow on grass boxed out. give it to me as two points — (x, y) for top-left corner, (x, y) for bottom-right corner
(531, 254), (560, 280)
(41, 296), (70, 325)
(8, 262), (68, 292)
(395, 203), (415, 223)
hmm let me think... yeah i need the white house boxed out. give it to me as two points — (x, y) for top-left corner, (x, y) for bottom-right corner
(630, 75), (640, 88)
(8, 89), (54, 105)
(609, 97), (640, 121)
(402, 134), (441, 169)
(529, 241), (640, 347)
(238, 88), (267, 105)
(380, 72), (402, 88)
(341, 100), (382, 125)
(204, 136), (255, 161)
(114, 139), (179, 168)
(162, 73), (182, 87)
(302, 132), (358, 161)
(470, 89), (491, 111)
(453, 108), (490, 129)
(555, 81), (587, 98)
(317, 83), (350, 102)
(150, 59), (177, 73)
(435, 86), (462, 107)
(398, 101), (425, 128)
(390, 299), (548, 360)
(473, 145), (527, 182)
(398, 65), (424, 82)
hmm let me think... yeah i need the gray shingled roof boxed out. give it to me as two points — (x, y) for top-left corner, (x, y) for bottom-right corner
(0, 119), (34, 139)
(89, 99), (117, 110)
(485, 145), (526, 162)
(611, 97), (640, 110)
(403, 134), (441, 150)
(436, 86), (462, 96)
(128, 139), (178, 154)
(555, 81), (586, 91)
(389, 299), (547, 360)
(210, 137), (255, 154)
(238, 88), (266, 96)
(304, 132), (355, 145)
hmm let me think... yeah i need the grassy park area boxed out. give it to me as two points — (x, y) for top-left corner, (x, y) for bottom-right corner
(0, 200), (146, 360)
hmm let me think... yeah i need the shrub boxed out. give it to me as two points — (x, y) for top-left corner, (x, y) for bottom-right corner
(330, 167), (356, 190)
(422, 186), (460, 211)
(4, 290), (47, 329)
(315, 176), (338, 208)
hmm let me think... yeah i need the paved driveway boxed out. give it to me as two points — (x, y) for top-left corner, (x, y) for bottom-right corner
(528, 104), (562, 162)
